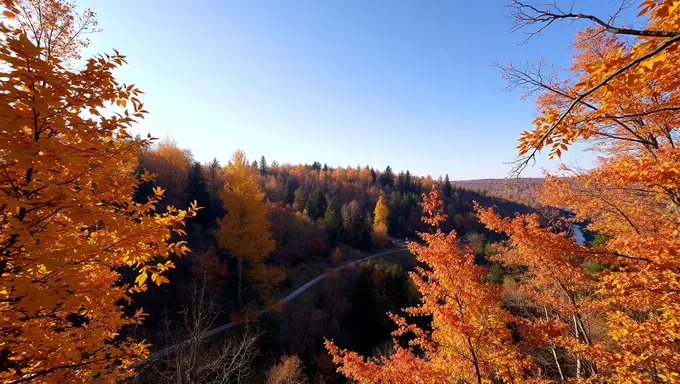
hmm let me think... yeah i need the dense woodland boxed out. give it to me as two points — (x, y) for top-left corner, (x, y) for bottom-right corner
(128, 140), (534, 382)
(453, 178), (544, 207)
(1, 0), (680, 383)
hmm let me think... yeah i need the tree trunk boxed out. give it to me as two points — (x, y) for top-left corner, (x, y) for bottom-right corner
(544, 306), (565, 380)
(466, 336), (483, 384)
(237, 256), (243, 309)
(573, 314), (581, 379)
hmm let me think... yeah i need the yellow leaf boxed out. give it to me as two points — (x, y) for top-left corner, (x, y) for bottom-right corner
(135, 273), (148, 286)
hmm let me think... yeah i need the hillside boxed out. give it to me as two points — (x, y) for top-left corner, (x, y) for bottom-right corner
(453, 178), (544, 207)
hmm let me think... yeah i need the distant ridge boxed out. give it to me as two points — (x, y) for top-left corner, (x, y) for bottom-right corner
(453, 178), (544, 207)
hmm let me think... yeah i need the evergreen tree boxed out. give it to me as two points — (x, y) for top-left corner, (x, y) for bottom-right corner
(324, 199), (342, 245)
(323, 163), (329, 172)
(405, 170), (412, 192)
(185, 162), (213, 228)
(397, 171), (407, 192)
(259, 155), (267, 175)
(208, 157), (220, 205)
(283, 179), (294, 206)
(307, 188), (327, 221)
(443, 174), (453, 198)
(370, 167), (377, 183)
(251, 160), (258, 169)
(379, 165), (394, 187)
(388, 192), (418, 236)
(341, 200), (364, 247)
(293, 187), (308, 212)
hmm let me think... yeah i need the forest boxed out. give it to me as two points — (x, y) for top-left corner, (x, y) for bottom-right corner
(1, 0), (679, 383)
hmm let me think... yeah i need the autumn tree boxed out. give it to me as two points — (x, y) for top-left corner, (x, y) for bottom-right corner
(358, 166), (373, 186)
(139, 138), (193, 206)
(266, 355), (308, 384)
(478, 208), (600, 378)
(422, 175), (434, 192)
(0, 1), (196, 381)
(371, 196), (390, 246)
(217, 150), (284, 308)
(326, 190), (534, 383)
(483, 0), (680, 381)
(9, 0), (98, 62)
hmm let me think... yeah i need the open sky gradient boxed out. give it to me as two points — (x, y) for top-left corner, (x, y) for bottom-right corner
(81, 0), (630, 179)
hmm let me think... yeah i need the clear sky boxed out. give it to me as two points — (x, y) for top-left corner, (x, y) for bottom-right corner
(80, 0), (624, 179)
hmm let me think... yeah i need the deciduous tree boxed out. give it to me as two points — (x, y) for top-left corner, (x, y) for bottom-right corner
(139, 138), (192, 206)
(0, 1), (195, 381)
(217, 150), (283, 308)
(326, 190), (534, 383)
(488, 0), (680, 381)
(371, 196), (390, 246)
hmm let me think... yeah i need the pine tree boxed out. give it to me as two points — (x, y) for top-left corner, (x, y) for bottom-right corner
(209, 157), (220, 205)
(307, 188), (327, 221)
(397, 171), (406, 192)
(185, 162), (213, 228)
(443, 174), (453, 198)
(380, 165), (394, 187)
(259, 155), (267, 175)
(293, 187), (308, 212)
(405, 170), (412, 192)
(283, 179), (294, 206)
(341, 200), (364, 247)
(324, 199), (343, 245)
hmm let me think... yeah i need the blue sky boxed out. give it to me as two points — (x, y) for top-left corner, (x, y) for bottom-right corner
(80, 0), (626, 179)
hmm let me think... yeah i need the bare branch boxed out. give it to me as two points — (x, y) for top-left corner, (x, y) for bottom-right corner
(512, 33), (680, 175)
(509, 0), (680, 41)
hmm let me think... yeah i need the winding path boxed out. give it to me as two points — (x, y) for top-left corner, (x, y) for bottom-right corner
(146, 242), (410, 361)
